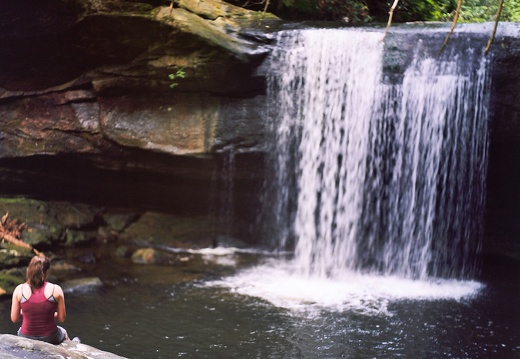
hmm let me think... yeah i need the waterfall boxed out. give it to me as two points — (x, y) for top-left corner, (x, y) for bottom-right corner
(265, 28), (491, 281)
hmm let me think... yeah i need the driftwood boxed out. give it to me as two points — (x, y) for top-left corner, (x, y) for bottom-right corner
(0, 212), (41, 256)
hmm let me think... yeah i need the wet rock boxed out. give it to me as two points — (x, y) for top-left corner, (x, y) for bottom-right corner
(65, 229), (95, 246)
(50, 261), (82, 274)
(61, 277), (103, 293)
(131, 248), (177, 265)
(0, 334), (126, 359)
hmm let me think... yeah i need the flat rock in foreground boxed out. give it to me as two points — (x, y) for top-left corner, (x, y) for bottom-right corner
(0, 334), (125, 359)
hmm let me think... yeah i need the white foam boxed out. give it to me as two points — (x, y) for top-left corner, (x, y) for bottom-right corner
(207, 260), (484, 315)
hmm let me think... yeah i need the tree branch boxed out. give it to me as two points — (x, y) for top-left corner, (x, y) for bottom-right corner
(440, 0), (463, 53)
(0, 212), (42, 256)
(383, 0), (400, 40)
(484, 0), (504, 55)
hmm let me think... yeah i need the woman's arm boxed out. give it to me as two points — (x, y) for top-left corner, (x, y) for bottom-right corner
(10, 284), (22, 323)
(54, 285), (67, 323)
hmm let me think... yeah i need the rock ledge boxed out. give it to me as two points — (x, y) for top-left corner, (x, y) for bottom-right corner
(0, 334), (125, 359)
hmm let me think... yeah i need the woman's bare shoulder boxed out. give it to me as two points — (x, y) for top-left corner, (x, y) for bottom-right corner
(51, 283), (65, 295)
(12, 283), (24, 298)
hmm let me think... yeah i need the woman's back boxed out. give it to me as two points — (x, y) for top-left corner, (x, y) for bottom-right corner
(11, 255), (69, 344)
(20, 282), (57, 337)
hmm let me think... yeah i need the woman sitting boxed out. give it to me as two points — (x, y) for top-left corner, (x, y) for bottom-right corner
(11, 255), (69, 344)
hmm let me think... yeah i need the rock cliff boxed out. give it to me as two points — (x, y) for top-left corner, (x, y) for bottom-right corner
(0, 1), (518, 260)
(0, 0), (277, 226)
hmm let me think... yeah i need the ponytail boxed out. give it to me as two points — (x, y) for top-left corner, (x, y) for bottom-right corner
(26, 256), (51, 291)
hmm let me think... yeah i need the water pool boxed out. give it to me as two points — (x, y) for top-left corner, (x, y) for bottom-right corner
(2, 252), (518, 358)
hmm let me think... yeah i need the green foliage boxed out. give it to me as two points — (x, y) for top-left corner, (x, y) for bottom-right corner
(364, 0), (447, 22)
(230, 0), (518, 22)
(168, 68), (186, 89)
(504, 0), (520, 22)
(279, 0), (315, 14)
(459, 0), (520, 22)
(316, 0), (370, 22)
(376, 0), (456, 22)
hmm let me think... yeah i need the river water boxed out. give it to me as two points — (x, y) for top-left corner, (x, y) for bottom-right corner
(2, 249), (519, 358)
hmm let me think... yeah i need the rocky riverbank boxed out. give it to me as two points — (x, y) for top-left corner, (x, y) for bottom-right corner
(0, 196), (248, 297)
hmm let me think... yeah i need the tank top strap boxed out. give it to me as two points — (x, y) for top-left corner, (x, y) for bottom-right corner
(21, 284), (29, 303)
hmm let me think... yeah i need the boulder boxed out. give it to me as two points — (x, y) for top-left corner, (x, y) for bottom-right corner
(122, 212), (215, 249)
(0, 334), (125, 359)
(131, 247), (177, 265)
(61, 277), (103, 293)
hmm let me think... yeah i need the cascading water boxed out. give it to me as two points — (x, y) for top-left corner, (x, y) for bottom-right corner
(265, 28), (490, 281)
(213, 27), (491, 313)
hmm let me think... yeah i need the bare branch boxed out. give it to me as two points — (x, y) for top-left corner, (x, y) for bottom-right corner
(1, 233), (32, 250)
(0, 212), (42, 256)
(259, 0), (270, 24)
(484, 0), (504, 55)
(440, 0), (463, 53)
(383, 0), (400, 40)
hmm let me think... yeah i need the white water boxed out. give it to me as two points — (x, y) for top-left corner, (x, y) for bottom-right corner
(266, 29), (490, 279)
(210, 259), (484, 315)
(212, 28), (491, 312)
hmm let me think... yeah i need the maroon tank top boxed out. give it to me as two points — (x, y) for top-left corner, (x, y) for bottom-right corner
(20, 282), (57, 337)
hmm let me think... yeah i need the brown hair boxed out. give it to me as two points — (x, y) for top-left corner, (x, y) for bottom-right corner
(26, 256), (51, 290)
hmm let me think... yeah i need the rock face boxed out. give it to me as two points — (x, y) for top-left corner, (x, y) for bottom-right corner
(0, 334), (125, 359)
(0, 1), (518, 260)
(0, 0), (274, 157)
(0, 0), (275, 227)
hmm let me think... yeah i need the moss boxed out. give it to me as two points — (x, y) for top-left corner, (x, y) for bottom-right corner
(65, 229), (94, 246)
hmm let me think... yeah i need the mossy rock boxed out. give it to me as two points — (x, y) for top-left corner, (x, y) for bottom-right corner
(61, 277), (103, 293)
(22, 223), (64, 247)
(65, 229), (95, 246)
(55, 204), (97, 228)
(103, 212), (138, 232)
(0, 249), (32, 270)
